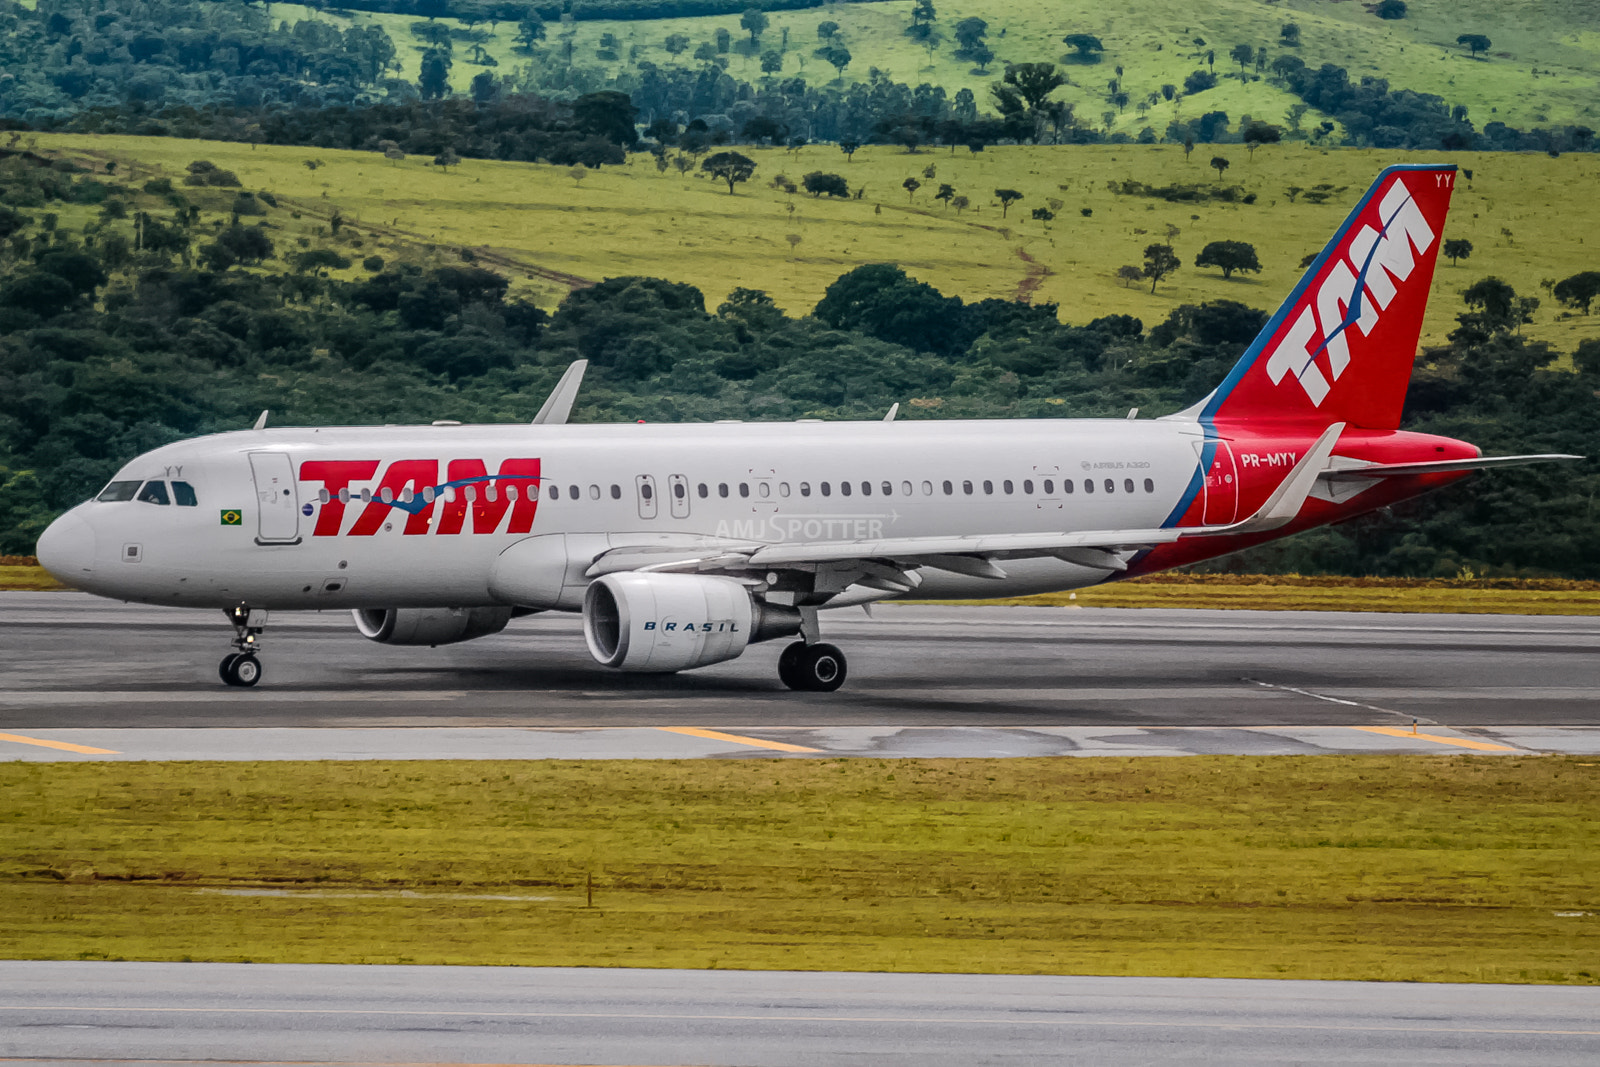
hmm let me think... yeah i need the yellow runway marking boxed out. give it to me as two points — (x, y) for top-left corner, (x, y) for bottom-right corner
(0, 731), (119, 755)
(658, 726), (821, 753)
(1351, 726), (1517, 752)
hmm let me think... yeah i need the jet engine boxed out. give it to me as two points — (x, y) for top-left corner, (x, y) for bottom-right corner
(583, 572), (800, 672)
(353, 606), (514, 646)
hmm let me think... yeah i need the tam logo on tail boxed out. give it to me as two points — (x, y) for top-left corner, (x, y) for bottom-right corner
(1204, 165), (1456, 431)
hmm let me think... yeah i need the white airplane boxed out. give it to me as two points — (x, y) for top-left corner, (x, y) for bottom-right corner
(35, 164), (1578, 691)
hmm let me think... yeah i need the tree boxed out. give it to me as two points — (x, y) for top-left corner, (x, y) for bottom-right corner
(761, 50), (783, 75)
(817, 20), (839, 40)
(1195, 240), (1262, 279)
(1443, 238), (1473, 266)
(903, 176), (922, 201)
(1209, 155), (1231, 180)
(1031, 207), (1055, 222)
(741, 8), (768, 45)
(1184, 69), (1216, 94)
(840, 140), (861, 161)
(954, 16), (987, 54)
(703, 151), (756, 194)
(803, 172), (850, 198)
(1243, 121), (1281, 156)
(951, 195), (970, 214)
(1280, 22), (1300, 46)
(434, 146), (461, 171)
(1116, 265), (1144, 288)
(1143, 243), (1180, 293)
(716, 27), (731, 52)
(470, 70), (499, 105)
(663, 33), (689, 55)
(514, 17), (545, 51)
(1374, 0), (1407, 19)
(1229, 43), (1253, 73)
(1553, 271), (1600, 314)
(935, 183), (955, 207)
(910, 0), (936, 27)
(822, 45), (852, 75)
(995, 62), (1068, 112)
(419, 48), (452, 99)
(1457, 34), (1491, 57)
(994, 188), (1022, 217)
(1061, 33), (1103, 62)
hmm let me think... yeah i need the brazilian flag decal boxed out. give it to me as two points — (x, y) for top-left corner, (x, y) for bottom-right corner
(220, 509), (243, 526)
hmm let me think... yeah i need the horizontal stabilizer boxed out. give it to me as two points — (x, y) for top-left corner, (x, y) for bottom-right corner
(1323, 454), (1584, 480)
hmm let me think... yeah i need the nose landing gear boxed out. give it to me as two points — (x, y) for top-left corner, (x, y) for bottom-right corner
(220, 604), (267, 687)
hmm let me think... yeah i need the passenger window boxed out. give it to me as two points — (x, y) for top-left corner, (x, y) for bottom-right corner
(697, 483), (708, 498)
(1084, 479), (1094, 494)
(942, 480), (953, 495)
(361, 488), (373, 503)
(759, 482), (770, 498)
(137, 481), (170, 505)
(568, 485), (579, 499)
(1003, 480), (1013, 494)
(96, 480), (141, 502)
(983, 480), (993, 495)
(673, 482), (685, 499)
(639, 482), (652, 500)
(339, 487), (352, 504)
(780, 482), (790, 497)
(859, 481), (870, 496)
(739, 483), (750, 498)
(1043, 479), (1054, 494)
(821, 482), (832, 497)
(380, 487), (395, 504)
(588, 485), (600, 500)
(882, 481), (893, 496)
(921, 480), (933, 496)
(1145, 478), (1155, 493)
(901, 481), (913, 496)
(800, 482), (811, 497)
(1064, 479), (1074, 495)
(1023, 479), (1034, 494)
(1105, 479), (1115, 494)
(719, 483), (729, 498)
(841, 481), (852, 496)
(1124, 478), (1135, 494)
(611, 484), (622, 499)
(962, 480), (973, 495)
(173, 481), (199, 507)
(548, 485), (558, 500)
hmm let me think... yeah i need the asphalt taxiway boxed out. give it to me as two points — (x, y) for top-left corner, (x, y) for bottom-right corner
(2, 592), (1597, 759)
(3, 961), (1598, 1066)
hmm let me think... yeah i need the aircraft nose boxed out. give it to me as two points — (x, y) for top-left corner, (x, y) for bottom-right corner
(36, 509), (97, 584)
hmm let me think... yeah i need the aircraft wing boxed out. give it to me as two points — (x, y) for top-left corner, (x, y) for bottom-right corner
(585, 425), (1345, 586)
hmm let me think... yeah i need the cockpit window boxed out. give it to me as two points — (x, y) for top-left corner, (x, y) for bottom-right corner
(172, 481), (198, 507)
(97, 480), (141, 502)
(136, 480), (171, 506)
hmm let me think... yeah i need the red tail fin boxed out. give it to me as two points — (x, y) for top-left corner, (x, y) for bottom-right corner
(1201, 165), (1456, 430)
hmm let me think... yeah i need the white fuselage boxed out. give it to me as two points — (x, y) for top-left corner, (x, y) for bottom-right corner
(44, 418), (1210, 611)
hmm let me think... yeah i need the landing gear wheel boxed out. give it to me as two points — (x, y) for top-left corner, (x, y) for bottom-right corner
(785, 643), (847, 693)
(223, 654), (262, 688)
(218, 653), (240, 685)
(777, 641), (807, 690)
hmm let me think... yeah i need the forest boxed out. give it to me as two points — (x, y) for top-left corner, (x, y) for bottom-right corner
(0, 140), (1595, 577)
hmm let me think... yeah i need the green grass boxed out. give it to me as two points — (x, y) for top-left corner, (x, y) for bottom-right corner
(35, 133), (1600, 356)
(272, 0), (1600, 133)
(3, 757), (1597, 981)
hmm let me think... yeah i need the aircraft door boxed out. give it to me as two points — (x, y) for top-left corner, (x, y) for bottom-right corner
(1201, 439), (1239, 525)
(668, 474), (690, 518)
(249, 452), (301, 544)
(635, 474), (658, 520)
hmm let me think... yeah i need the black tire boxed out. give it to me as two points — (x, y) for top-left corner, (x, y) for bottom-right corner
(777, 641), (807, 690)
(795, 643), (847, 692)
(218, 653), (240, 685)
(229, 654), (262, 688)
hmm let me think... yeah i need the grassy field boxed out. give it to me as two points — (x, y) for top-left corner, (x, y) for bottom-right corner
(2, 756), (1596, 982)
(35, 133), (1600, 357)
(271, 0), (1600, 133)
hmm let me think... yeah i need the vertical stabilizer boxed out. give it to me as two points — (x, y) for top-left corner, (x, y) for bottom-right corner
(1203, 164), (1456, 430)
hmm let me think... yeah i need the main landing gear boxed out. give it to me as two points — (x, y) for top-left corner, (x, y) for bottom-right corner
(219, 604), (267, 687)
(778, 641), (847, 692)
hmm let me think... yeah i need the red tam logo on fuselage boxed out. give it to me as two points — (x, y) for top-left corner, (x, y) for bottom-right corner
(300, 458), (541, 536)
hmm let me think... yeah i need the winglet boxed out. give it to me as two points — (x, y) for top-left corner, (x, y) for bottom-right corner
(532, 360), (588, 425)
(1230, 422), (1345, 534)
(883, 403), (899, 423)
(252, 410), (269, 430)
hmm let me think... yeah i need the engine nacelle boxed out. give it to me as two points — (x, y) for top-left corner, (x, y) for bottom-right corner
(353, 606), (513, 646)
(583, 573), (800, 672)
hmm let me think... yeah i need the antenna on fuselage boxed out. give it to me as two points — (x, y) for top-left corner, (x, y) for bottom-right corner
(882, 403), (899, 423)
(532, 360), (588, 425)
(252, 410), (269, 430)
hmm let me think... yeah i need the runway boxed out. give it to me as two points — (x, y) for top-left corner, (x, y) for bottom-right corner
(2, 592), (1597, 759)
(2, 961), (1598, 1066)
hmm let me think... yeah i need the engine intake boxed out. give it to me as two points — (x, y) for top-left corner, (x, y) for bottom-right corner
(353, 606), (513, 646)
(583, 573), (799, 672)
